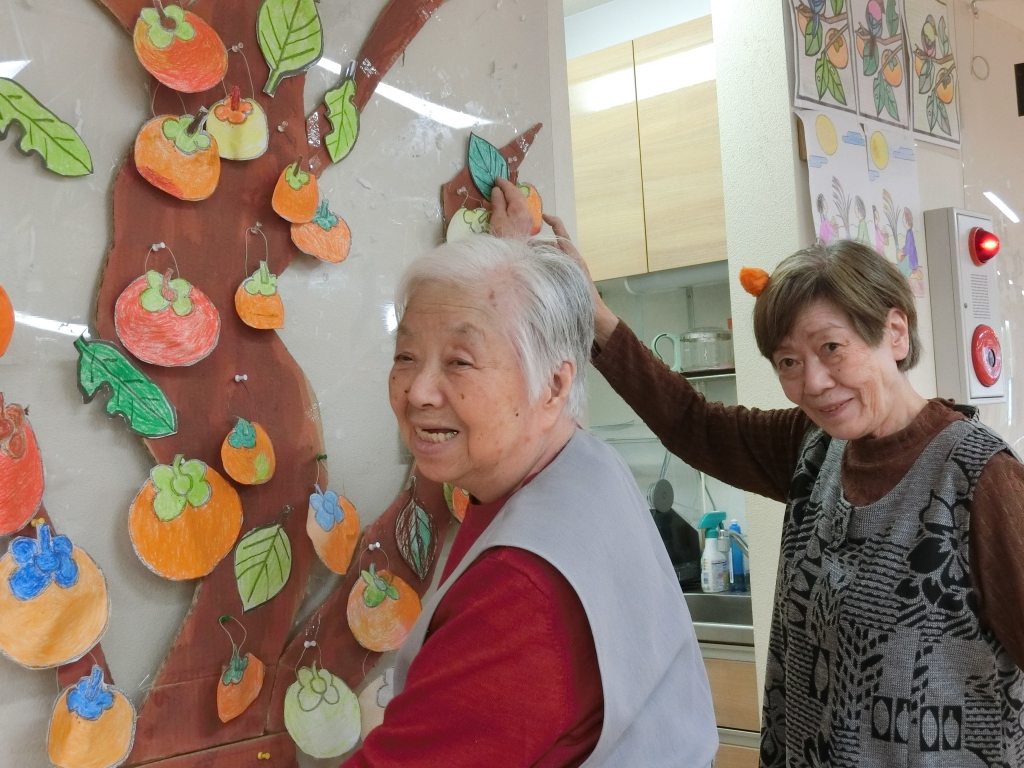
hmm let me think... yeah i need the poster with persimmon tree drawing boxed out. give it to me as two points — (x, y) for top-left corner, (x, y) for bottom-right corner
(790, 0), (858, 114)
(905, 0), (960, 146)
(850, 0), (911, 129)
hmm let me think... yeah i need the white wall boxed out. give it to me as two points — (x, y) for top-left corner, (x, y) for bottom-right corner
(564, 0), (712, 58)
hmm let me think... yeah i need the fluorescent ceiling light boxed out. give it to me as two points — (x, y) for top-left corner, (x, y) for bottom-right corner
(316, 58), (490, 129)
(14, 312), (89, 337)
(635, 43), (716, 100)
(0, 60), (30, 78)
(984, 191), (1020, 224)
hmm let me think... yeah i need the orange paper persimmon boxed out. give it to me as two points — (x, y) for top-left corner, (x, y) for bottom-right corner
(0, 284), (13, 357)
(234, 262), (284, 330)
(347, 565), (420, 652)
(132, 5), (228, 93)
(134, 114), (220, 202)
(519, 184), (543, 236)
(443, 483), (470, 523)
(0, 394), (45, 535)
(272, 162), (319, 223)
(291, 202), (351, 263)
(48, 666), (135, 768)
(306, 485), (360, 574)
(217, 649), (265, 723)
(129, 456), (242, 581)
(220, 418), (275, 485)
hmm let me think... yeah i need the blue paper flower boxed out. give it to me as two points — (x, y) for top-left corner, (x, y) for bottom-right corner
(310, 484), (344, 532)
(8, 524), (78, 601)
(66, 666), (115, 721)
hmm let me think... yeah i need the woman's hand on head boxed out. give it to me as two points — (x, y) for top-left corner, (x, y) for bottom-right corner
(542, 214), (619, 348)
(490, 177), (535, 239)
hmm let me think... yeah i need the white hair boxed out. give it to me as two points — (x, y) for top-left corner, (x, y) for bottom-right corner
(395, 235), (594, 421)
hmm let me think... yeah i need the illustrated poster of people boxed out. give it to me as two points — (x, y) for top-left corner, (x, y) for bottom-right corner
(849, 0), (912, 129)
(798, 109), (872, 245)
(904, 0), (960, 146)
(790, 0), (859, 114)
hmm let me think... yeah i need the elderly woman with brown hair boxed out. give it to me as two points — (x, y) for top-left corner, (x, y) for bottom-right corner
(489, 178), (1024, 768)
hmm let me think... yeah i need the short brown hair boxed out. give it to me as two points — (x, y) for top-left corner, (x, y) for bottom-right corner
(752, 240), (920, 371)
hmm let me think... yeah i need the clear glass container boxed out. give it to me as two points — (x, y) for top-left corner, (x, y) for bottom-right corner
(682, 328), (733, 371)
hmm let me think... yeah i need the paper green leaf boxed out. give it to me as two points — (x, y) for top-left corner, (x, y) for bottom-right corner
(467, 134), (508, 202)
(805, 20), (823, 56)
(936, 99), (951, 136)
(873, 72), (898, 119)
(926, 90), (939, 131)
(831, 0), (844, 16)
(861, 39), (879, 76)
(256, 0), (324, 96)
(235, 523), (292, 611)
(75, 336), (177, 438)
(395, 485), (436, 581)
(0, 78), (92, 177)
(884, 0), (899, 37)
(324, 78), (359, 164)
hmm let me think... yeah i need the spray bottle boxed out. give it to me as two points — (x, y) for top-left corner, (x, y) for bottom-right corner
(698, 512), (728, 593)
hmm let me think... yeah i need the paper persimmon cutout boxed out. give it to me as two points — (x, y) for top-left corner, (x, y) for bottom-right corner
(207, 87), (269, 161)
(234, 262), (284, 330)
(305, 484), (359, 575)
(395, 479), (436, 581)
(256, 0), (324, 96)
(291, 202), (351, 263)
(357, 667), (393, 741)
(129, 455), (242, 581)
(47, 665), (136, 768)
(0, 394), (44, 535)
(446, 207), (491, 243)
(221, 417), (275, 485)
(234, 519), (292, 612)
(134, 112), (220, 201)
(0, 283), (12, 357)
(443, 483), (470, 523)
(272, 161), (319, 223)
(75, 337), (178, 439)
(347, 564), (421, 653)
(0, 78), (93, 177)
(216, 616), (265, 723)
(114, 270), (221, 367)
(283, 663), (360, 759)
(0, 524), (109, 669)
(132, 4), (228, 93)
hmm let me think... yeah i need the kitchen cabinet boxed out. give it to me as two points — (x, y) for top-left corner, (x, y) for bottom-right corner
(567, 17), (728, 281)
(704, 657), (760, 731)
(716, 742), (760, 768)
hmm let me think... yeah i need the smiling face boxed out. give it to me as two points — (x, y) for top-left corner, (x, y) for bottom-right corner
(389, 281), (574, 503)
(772, 299), (922, 440)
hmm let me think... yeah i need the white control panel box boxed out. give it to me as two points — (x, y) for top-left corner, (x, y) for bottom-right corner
(924, 208), (1005, 405)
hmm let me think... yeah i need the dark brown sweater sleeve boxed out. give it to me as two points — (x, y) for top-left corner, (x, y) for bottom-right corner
(970, 451), (1024, 669)
(591, 320), (813, 504)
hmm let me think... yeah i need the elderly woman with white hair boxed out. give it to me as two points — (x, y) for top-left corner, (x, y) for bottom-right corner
(340, 235), (717, 767)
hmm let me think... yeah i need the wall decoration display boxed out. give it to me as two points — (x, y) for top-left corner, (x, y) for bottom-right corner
(0, 394), (45, 535)
(789, 0), (857, 113)
(128, 456), (243, 580)
(114, 269), (221, 367)
(0, 524), (109, 669)
(132, 5), (228, 93)
(207, 87), (270, 161)
(905, 0), (959, 146)
(216, 616), (266, 724)
(850, 0), (910, 128)
(256, 0), (324, 96)
(221, 417), (276, 485)
(272, 161), (319, 222)
(0, 283), (13, 356)
(0, 78), (93, 177)
(443, 483), (470, 523)
(74, 337), (178, 439)
(134, 111), (220, 201)
(47, 665), (136, 768)
(395, 477), (437, 581)
(357, 667), (394, 740)
(234, 262), (285, 330)
(291, 201), (352, 263)
(306, 484), (360, 575)
(348, 563), (421, 652)
(283, 663), (360, 758)
(234, 516), (293, 612)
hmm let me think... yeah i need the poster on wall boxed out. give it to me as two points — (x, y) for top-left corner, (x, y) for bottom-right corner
(849, 0), (911, 129)
(904, 0), (960, 146)
(789, 0), (859, 114)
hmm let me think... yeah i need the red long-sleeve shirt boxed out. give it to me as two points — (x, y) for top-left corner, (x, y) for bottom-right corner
(342, 493), (603, 768)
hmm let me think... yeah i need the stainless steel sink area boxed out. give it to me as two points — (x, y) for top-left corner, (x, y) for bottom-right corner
(684, 591), (755, 645)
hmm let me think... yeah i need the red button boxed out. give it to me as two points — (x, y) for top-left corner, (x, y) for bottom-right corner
(972, 325), (1002, 387)
(969, 227), (1000, 266)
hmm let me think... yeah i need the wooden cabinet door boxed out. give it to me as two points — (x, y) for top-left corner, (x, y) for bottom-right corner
(716, 743), (760, 768)
(567, 42), (649, 282)
(634, 17), (728, 271)
(704, 657), (761, 732)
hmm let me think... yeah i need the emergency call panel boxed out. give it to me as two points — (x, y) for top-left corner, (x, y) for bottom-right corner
(924, 208), (1005, 405)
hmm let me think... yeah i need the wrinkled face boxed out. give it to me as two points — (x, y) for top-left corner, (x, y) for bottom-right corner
(771, 299), (910, 440)
(389, 281), (559, 502)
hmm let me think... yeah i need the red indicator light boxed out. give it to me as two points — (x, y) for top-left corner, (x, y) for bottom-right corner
(969, 227), (1001, 265)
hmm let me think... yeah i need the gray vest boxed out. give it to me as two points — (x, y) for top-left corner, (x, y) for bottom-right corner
(394, 429), (718, 767)
(762, 416), (1024, 768)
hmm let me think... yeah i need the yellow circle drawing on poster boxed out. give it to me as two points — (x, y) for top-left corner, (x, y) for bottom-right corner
(815, 114), (838, 156)
(870, 131), (889, 170)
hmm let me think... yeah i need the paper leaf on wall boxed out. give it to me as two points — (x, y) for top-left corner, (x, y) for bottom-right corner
(234, 522), (292, 612)
(48, 665), (136, 768)
(256, 0), (324, 96)
(0, 78), (92, 177)
(324, 78), (359, 164)
(74, 337), (178, 439)
(467, 134), (509, 201)
(395, 480), (436, 581)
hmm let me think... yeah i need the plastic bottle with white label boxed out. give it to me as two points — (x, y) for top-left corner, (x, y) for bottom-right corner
(701, 527), (728, 593)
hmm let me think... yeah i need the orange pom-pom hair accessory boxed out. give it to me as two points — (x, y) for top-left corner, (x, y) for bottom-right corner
(739, 267), (770, 298)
